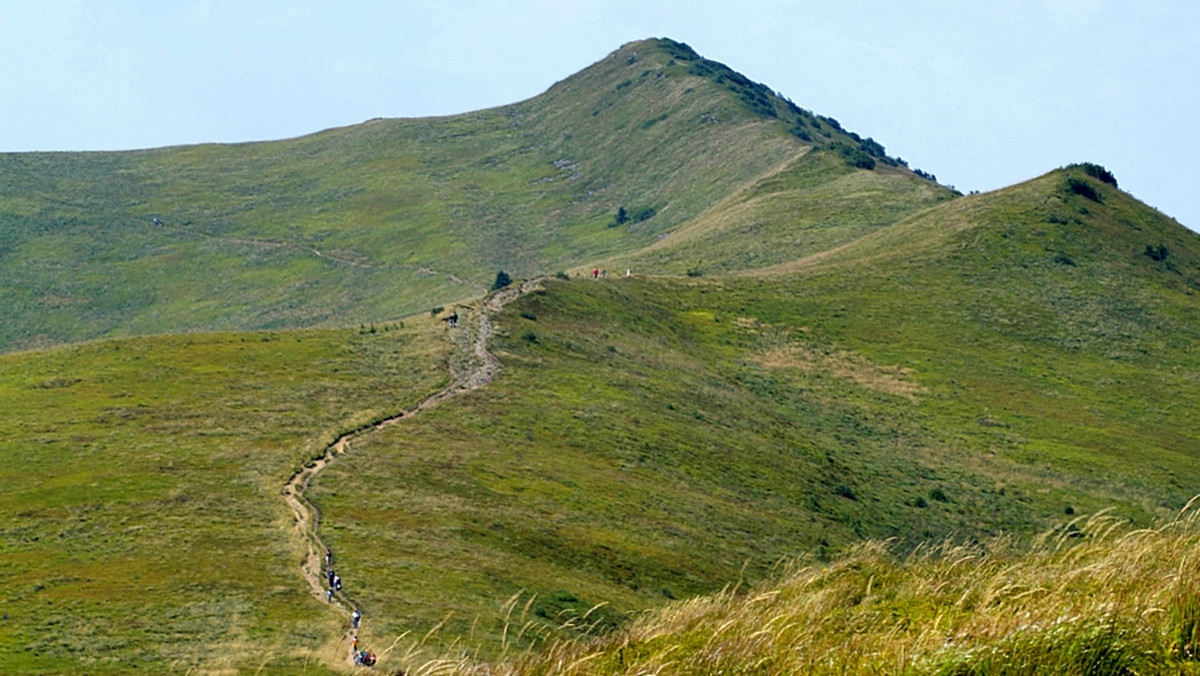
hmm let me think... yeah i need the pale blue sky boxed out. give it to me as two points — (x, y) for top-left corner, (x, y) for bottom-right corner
(2, 0), (1197, 230)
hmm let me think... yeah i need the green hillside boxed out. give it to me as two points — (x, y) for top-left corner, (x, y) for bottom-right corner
(0, 38), (943, 353)
(311, 168), (1200, 667)
(0, 319), (450, 674)
(1, 36), (1197, 676)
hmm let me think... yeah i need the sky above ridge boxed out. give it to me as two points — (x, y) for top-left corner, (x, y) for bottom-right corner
(2, 1), (1197, 230)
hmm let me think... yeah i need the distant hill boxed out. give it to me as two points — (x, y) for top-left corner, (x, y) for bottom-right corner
(0, 38), (945, 352)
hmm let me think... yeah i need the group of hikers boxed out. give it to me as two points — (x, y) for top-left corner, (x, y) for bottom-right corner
(591, 267), (632, 279)
(325, 547), (377, 667)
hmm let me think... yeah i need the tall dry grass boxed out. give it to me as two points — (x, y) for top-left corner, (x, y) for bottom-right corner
(384, 498), (1200, 675)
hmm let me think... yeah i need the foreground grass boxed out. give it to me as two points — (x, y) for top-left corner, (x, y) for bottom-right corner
(486, 502), (1200, 675)
(0, 317), (450, 674)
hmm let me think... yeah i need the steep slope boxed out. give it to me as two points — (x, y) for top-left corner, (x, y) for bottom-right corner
(0, 38), (943, 352)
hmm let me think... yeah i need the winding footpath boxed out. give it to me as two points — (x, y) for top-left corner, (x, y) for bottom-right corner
(280, 278), (544, 659)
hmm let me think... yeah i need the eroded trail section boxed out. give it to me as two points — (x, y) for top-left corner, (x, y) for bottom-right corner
(281, 278), (544, 613)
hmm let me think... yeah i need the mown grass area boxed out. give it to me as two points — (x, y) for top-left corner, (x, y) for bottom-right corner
(0, 317), (450, 674)
(0, 38), (937, 352)
(312, 167), (1200, 672)
(497, 504), (1200, 675)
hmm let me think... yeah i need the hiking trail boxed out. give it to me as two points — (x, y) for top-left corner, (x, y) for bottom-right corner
(280, 278), (544, 662)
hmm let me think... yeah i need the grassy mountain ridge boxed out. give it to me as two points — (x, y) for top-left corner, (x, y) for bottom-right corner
(307, 167), (1200, 666)
(0, 38), (940, 353)
(2, 169), (1197, 672)
(2, 36), (1198, 676)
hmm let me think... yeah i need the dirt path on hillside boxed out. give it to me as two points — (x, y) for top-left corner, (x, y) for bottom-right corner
(280, 277), (543, 663)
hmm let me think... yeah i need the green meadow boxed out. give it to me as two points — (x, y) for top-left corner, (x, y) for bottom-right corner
(0, 318), (448, 674)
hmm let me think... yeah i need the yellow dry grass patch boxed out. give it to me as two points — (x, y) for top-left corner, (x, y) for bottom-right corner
(751, 344), (926, 401)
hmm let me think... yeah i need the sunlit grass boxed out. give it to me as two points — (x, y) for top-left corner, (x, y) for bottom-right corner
(391, 502), (1200, 675)
(0, 317), (449, 674)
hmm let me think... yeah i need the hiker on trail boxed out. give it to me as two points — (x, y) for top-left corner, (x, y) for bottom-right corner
(592, 267), (599, 279)
(326, 589), (333, 602)
(601, 269), (607, 278)
(448, 312), (458, 327)
(352, 609), (361, 628)
(334, 574), (342, 591)
(325, 548), (332, 567)
(327, 568), (335, 587)
(153, 217), (162, 226)
(626, 268), (631, 277)
(352, 636), (359, 652)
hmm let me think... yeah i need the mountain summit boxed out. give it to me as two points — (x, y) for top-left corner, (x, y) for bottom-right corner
(0, 38), (946, 352)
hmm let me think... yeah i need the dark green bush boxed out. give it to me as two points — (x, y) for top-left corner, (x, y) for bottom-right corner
(789, 125), (812, 142)
(914, 168), (938, 182)
(492, 270), (512, 290)
(632, 206), (656, 223)
(1067, 178), (1101, 202)
(828, 142), (876, 170)
(1070, 162), (1118, 187)
(610, 206), (629, 228)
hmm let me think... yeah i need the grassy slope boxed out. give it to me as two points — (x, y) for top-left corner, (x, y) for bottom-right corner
(606, 147), (954, 276)
(1, 37), (1195, 676)
(1, 166), (1195, 673)
(310, 166), (1200, 669)
(0, 38), (941, 353)
(0, 318), (449, 675)
(505, 507), (1200, 675)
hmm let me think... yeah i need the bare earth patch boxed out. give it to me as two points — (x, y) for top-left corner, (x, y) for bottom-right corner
(751, 344), (926, 402)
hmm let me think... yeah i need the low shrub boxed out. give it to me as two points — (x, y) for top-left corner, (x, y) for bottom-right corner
(1145, 244), (1170, 262)
(1067, 178), (1101, 202)
(632, 206), (656, 223)
(1070, 162), (1118, 187)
